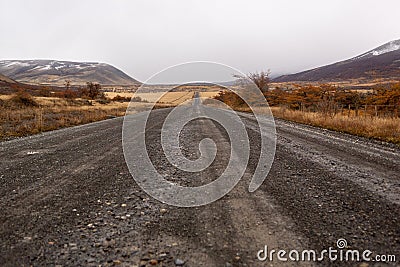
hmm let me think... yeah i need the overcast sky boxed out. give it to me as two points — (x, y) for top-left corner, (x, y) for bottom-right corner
(0, 0), (399, 81)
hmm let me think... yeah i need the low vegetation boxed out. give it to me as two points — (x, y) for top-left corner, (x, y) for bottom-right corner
(106, 91), (194, 105)
(0, 82), (195, 140)
(214, 72), (400, 144)
(0, 82), (131, 140)
(2, 73), (398, 144)
(272, 107), (400, 144)
(0, 92), (128, 140)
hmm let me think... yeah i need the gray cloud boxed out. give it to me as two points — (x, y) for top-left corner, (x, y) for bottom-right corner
(0, 0), (399, 81)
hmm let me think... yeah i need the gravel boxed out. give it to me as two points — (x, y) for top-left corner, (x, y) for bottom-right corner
(0, 108), (398, 266)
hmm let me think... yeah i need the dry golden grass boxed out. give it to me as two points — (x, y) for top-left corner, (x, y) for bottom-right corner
(105, 91), (195, 104)
(104, 92), (134, 99)
(135, 92), (164, 103)
(199, 92), (221, 98)
(125, 102), (170, 115)
(159, 92), (194, 104)
(0, 89), (224, 140)
(0, 94), (128, 140)
(0, 95), (12, 100)
(270, 79), (399, 90)
(129, 92), (194, 104)
(0, 106), (127, 140)
(271, 107), (400, 144)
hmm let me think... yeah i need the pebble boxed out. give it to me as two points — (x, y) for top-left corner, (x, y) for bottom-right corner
(149, 259), (158, 265)
(175, 258), (185, 266)
(103, 239), (116, 248)
(160, 208), (167, 213)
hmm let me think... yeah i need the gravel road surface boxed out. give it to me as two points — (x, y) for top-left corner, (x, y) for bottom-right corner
(0, 103), (399, 266)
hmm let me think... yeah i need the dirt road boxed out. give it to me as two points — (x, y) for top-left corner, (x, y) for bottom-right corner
(0, 104), (399, 266)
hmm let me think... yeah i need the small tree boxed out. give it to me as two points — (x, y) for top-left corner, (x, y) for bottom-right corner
(234, 70), (271, 94)
(39, 87), (51, 97)
(247, 70), (270, 93)
(11, 90), (39, 107)
(85, 82), (103, 99)
(64, 80), (71, 90)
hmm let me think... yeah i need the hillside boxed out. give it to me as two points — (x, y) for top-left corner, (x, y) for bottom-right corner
(274, 39), (400, 82)
(0, 60), (140, 86)
(0, 72), (67, 95)
(0, 73), (16, 84)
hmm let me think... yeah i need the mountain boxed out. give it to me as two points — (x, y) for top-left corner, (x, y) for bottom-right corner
(0, 60), (140, 86)
(274, 39), (400, 82)
(354, 39), (400, 60)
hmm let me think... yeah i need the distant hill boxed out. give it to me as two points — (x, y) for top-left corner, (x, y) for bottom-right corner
(0, 74), (62, 95)
(0, 73), (16, 84)
(0, 60), (140, 86)
(274, 39), (400, 82)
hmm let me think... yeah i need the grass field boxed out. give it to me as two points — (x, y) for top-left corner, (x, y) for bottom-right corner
(104, 92), (135, 99)
(199, 92), (221, 98)
(0, 90), (225, 140)
(271, 106), (400, 144)
(0, 94), (128, 140)
(105, 92), (194, 105)
(227, 104), (400, 144)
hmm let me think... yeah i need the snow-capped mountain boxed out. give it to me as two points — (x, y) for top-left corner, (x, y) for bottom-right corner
(354, 39), (400, 60)
(274, 39), (400, 82)
(0, 60), (139, 86)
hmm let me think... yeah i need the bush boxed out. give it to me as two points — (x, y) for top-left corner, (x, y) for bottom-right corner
(96, 98), (110, 104)
(11, 91), (38, 107)
(111, 94), (131, 102)
(111, 95), (147, 102)
(132, 96), (147, 102)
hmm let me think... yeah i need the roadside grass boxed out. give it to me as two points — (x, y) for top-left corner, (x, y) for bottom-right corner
(271, 106), (400, 145)
(0, 94), (128, 140)
(0, 91), (198, 141)
(6, 90), (397, 145)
